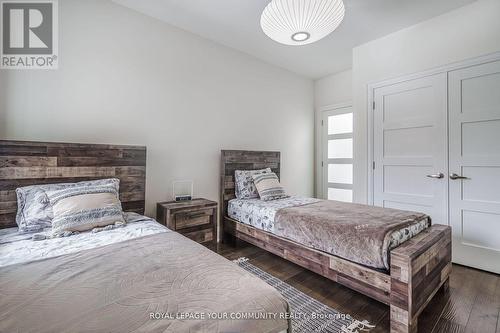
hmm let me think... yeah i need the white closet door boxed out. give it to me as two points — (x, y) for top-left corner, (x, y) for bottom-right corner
(449, 60), (500, 274)
(373, 73), (448, 225)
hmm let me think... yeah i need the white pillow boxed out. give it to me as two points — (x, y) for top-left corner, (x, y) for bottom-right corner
(46, 183), (125, 236)
(15, 178), (120, 233)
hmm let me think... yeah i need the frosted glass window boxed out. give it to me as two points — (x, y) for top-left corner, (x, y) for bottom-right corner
(323, 109), (354, 201)
(328, 113), (353, 135)
(328, 138), (353, 159)
(328, 188), (353, 202)
(328, 164), (353, 184)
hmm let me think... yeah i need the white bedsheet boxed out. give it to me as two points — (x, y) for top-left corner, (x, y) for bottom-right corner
(228, 197), (321, 232)
(0, 212), (168, 268)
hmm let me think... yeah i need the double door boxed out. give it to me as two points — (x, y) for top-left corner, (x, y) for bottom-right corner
(373, 60), (500, 273)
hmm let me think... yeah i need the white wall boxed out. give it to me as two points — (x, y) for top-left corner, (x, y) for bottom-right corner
(0, 0), (315, 217)
(352, 0), (500, 203)
(314, 69), (352, 109)
(313, 69), (352, 196)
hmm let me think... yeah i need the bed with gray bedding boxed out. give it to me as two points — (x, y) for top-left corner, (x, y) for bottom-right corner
(0, 215), (289, 333)
(222, 150), (452, 333)
(229, 198), (429, 270)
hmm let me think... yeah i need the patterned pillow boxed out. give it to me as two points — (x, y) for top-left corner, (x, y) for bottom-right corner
(15, 178), (120, 233)
(46, 183), (125, 236)
(252, 172), (289, 201)
(234, 168), (271, 199)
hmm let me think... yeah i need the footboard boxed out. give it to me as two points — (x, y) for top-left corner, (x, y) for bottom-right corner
(390, 224), (452, 333)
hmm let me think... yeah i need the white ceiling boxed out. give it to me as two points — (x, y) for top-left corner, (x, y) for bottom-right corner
(113, 0), (475, 79)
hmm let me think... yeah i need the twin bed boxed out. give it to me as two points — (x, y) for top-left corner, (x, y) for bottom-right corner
(221, 150), (451, 333)
(0, 141), (451, 333)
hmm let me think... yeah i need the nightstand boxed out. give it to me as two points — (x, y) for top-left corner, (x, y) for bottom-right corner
(156, 198), (218, 245)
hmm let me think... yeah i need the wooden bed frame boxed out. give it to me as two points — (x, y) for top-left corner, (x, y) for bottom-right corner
(0, 140), (146, 229)
(220, 150), (452, 333)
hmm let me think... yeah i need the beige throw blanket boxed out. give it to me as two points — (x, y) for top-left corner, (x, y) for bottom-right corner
(274, 200), (429, 270)
(0, 232), (289, 333)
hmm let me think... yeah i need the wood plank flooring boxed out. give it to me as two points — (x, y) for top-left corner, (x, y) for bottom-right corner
(215, 241), (500, 333)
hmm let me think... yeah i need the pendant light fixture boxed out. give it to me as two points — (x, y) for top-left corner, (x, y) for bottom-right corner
(260, 0), (345, 46)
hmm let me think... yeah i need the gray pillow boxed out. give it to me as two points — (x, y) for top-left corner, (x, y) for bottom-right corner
(15, 178), (120, 233)
(234, 168), (271, 199)
(46, 183), (125, 237)
(252, 172), (288, 201)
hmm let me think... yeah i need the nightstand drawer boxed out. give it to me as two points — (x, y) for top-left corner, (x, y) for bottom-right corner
(175, 208), (213, 229)
(183, 228), (213, 243)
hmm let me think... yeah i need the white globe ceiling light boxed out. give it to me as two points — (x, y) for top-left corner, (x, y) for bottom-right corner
(260, 0), (345, 46)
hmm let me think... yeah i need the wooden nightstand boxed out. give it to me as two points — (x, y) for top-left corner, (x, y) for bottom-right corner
(156, 198), (218, 245)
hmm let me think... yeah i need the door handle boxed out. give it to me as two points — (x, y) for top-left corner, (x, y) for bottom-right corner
(427, 173), (444, 179)
(450, 173), (469, 180)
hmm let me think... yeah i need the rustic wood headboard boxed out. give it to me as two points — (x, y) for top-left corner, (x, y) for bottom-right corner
(220, 150), (280, 217)
(0, 140), (146, 229)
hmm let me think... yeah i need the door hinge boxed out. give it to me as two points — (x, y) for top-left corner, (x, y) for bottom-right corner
(321, 120), (324, 126)
(321, 161), (324, 167)
(373, 161), (375, 169)
(372, 101), (375, 110)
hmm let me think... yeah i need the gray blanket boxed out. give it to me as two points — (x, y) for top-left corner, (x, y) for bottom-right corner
(274, 200), (429, 270)
(0, 232), (289, 333)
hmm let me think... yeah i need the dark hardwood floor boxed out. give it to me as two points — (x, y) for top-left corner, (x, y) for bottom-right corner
(215, 241), (500, 333)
